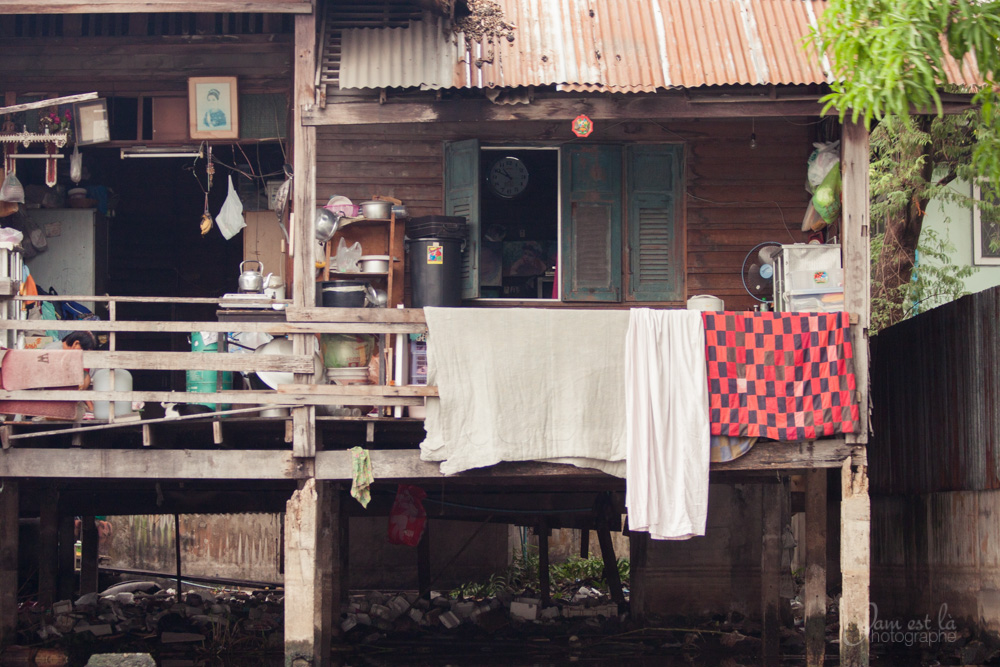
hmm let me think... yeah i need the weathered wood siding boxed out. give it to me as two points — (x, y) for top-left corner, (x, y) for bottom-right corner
(316, 117), (813, 308)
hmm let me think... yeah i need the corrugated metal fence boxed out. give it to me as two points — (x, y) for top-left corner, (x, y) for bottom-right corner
(870, 286), (1000, 495)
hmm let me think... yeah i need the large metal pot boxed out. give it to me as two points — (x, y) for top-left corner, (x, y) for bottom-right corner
(360, 200), (392, 219)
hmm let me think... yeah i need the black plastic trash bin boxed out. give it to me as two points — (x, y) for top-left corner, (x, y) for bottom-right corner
(407, 237), (463, 307)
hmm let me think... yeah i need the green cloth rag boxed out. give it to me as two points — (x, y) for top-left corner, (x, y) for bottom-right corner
(349, 446), (373, 508)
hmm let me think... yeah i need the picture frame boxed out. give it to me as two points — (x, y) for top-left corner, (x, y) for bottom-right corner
(973, 182), (1000, 266)
(188, 76), (239, 140)
(72, 98), (111, 146)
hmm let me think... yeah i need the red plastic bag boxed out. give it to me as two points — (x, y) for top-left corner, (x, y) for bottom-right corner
(387, 484), (427, 546)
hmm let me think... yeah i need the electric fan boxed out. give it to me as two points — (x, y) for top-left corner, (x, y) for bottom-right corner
(741, 241), (783, 304)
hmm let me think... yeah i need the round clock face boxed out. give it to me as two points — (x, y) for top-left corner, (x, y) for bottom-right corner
(488, 157), (529, 198)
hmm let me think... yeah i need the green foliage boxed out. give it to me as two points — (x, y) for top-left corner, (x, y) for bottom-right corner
(810, 0), (1000, 190)
(870, 228), (975, 333)
(450, 548), (630, 600)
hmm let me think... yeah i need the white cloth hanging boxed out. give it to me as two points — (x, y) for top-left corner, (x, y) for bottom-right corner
(625, 308), (710, 540)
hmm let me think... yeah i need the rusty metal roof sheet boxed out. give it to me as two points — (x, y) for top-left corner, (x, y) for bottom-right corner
(336, 0), (834, 92)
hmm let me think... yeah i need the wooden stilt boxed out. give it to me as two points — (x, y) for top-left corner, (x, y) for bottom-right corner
(0, 480), (18, 645)
(57, 515), (75, 600)
(79, 516), (98, 594)
(537, 519), (550, 607)
(805, 469), (828, 667)
(580, 528), (590, 559)
(174, 514), (183, 602)
(38, 488), (58, 607)
(761, 482), (782, 666)
(417, 520), (430, 596)
(337, 488), (350, 606)
(284, 479), (335, 667)
(595, 497), (625, 606)
(839, 460), (870, 667)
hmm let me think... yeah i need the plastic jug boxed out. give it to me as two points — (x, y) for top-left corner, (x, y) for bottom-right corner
(91, 368), (133, 419)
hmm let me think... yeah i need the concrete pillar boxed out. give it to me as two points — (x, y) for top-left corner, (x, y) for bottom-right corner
(840, 460), (871, 666)
(284, 480), (336, 667)
(805, 469), (828, 666)
(0, 480), (18, 645)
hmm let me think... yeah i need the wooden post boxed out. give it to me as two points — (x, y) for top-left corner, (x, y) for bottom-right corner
(38, 488), (58, 607)
(284, 479), (336, 667)
(290, 10), (319, 461)
(595, 498), (626, 606)
(417, 520), (430, 596)
(840, 460), (871, 666)
(805, 469), (828, 667)
(337, 487), (350, 605)
(537, 519), (550, 607)
(57, 515), (75, 601)
(841, 121), (870, 445)
(580, 528), (590, 559)
(174, 514), (183, 602)
(761, 482), (783, 666)
(79, 516), (99, 594)
(0, 480), (18, 645)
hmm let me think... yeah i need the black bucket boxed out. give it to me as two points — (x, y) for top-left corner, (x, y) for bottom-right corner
(407, 237), (463, 307)
(321, 280), (367, 307)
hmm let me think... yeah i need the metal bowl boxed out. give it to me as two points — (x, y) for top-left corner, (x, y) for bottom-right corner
(360, 200), (392, 219)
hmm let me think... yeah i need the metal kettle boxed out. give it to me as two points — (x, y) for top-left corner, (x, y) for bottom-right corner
(238, 260), (264, 293)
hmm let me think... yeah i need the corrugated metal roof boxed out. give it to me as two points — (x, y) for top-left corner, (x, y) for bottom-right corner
(337, 0), (834, 92)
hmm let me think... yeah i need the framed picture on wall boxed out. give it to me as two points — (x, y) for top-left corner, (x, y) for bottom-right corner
(973, 182), (1000, 265)
(188, 76), (238, 140)
(73, 98), (110, 146)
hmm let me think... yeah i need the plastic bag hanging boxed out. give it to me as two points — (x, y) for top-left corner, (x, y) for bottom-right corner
(215, 174), (245, 240)
(0, 171), (24, 204)
(70, 145), (82, 184)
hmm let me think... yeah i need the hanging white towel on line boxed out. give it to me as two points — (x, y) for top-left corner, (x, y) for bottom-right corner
(625, 308), (710, 540)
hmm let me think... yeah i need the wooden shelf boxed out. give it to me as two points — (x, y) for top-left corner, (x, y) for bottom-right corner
(326, 271), (389, 278)
(319, 206), (403, 309)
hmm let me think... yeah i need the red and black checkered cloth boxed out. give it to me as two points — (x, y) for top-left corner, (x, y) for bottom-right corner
(702, 311), (860, 441)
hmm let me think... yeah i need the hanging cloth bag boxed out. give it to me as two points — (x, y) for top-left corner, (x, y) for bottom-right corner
(215, 175), (246, 240)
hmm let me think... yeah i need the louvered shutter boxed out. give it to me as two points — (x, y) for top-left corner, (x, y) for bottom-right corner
(626, 145), (683, 302)
(444, 139), (480, 299)
(561, 145), (623, 301)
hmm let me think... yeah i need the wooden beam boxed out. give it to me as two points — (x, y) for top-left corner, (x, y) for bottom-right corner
(537, 519), (551, 607)
(595, 495), (625, 606)
(78, 350), (315, 373)
(286, 307), (428, 324)
(839, 459), (870, 666)
(0, 2), (312, 13)
(277, 384), (439, 397)
(841, 122), (870, 445)
(804, 469), (828, 667)
(38, 487), (59, 607)
(0, 449), (298, 480)
(0, 92), (97, 116)
(0, 317), (425, 336)
(761, 482), (783, 666)
(284, 479), (336, 667)
(79, 516), (98, 595)
(0, 480), (17, 645)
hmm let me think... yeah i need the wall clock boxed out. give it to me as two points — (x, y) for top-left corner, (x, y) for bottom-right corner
(488, 156), (529, 198)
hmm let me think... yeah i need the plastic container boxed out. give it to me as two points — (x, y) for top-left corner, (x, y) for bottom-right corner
(406, 215), (468, 240)
(687, 295), (724, 311)
(186, 332), (232, 410)
(321, 334), (375, 368)
(788, 267), (844, 292)
(320, 280), (368, 307)
(407, 237), (463, 307)
(325, 366), (371, 385)
(92, 368), (133, 419)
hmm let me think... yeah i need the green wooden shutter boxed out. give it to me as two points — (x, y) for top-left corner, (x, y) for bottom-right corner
(444, 139), (480, 299)
(626, 145), (683, 302)
(561, 145), (623, 301)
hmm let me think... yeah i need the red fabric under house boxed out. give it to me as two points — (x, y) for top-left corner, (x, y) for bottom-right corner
(702, 311), (860, 441)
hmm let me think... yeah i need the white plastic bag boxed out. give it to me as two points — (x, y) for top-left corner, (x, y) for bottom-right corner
(215, 175), (245, 240)
(333, 236), (362, 272)
(70, 145), (82, 184)
(0, 227), (23, 244)
(0, 171), (24, 204)
(806, 141), (840, 193)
